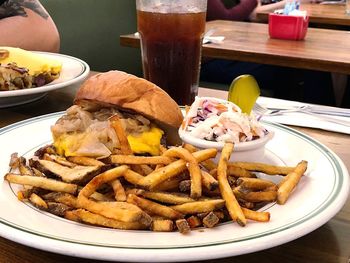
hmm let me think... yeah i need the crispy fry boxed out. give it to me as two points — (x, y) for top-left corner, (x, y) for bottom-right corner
(151, 218), (174, 232)
(201, 170), (219, 191)
(37, 159), (101, 183)
(29, 193), (48, 210)
(42, 192), (78, 208)
(127, 194), (184, 220)
(5, 173), (78, 194)
(66, 209), (148, 230)
(230, 162), (295, 175)
(67, 156), (105, 167)
(277, 160), (308, 204)
(171, 199), (225, 214)
(183, 144), (217, 171)
(47, 202), (72, 216)
(162, 147), (202, 199)
(242, 207), (270, 222)
(109, 115), (133, 155)
(236, 177), (276, 190)
(226, 166), (256, 178)
(18, 157), (33, 176)
(110, 179), (127, 201)
(217, 143), (246, 227)
(110, 155), (173, 165)
(233, 188), (277, 203)
(43, 154), (76, 168)
(123, 169), (144, 185)
(138, 148), (217, 191)
(140, 190), (195, 205)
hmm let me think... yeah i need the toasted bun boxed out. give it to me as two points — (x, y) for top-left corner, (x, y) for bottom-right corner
(74, 70), (183, 128)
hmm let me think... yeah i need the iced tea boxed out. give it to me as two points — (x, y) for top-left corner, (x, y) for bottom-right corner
(137, 8), (206, 105)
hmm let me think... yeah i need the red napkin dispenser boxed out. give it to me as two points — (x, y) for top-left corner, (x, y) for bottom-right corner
(268, 13), (309, 40)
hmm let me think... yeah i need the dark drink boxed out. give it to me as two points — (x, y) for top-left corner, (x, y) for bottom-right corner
(137, 9), (206, 105)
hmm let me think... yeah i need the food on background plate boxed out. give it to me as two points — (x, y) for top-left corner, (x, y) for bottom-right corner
(0, 47), (62, 91)
(3, 70), (308, 233)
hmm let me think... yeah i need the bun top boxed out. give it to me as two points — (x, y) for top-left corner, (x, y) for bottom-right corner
(74, 70), (183, 128)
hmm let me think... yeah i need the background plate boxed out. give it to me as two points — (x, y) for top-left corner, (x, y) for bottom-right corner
(0, 112), (348, 262)
(0, 52), (90, 108)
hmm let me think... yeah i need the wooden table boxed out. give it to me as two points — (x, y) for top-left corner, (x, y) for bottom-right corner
(0, 74), (349, 263)
(120, 20), (350, 75)
(256, 2), (350, 27)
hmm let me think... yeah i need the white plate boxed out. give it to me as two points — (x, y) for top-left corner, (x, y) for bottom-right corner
(0, 52), (90, 108)
(0, 113), (349, 262)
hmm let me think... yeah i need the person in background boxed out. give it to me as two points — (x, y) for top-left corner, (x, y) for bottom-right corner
(0, 0), (60, 52)
(201, 0), (335, 106)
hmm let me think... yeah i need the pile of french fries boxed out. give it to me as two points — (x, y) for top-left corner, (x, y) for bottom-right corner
(4, 117), (308, 234)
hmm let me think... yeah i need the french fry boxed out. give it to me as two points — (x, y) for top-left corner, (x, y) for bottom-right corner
(109, 115), (133, 155)
(226, 166), (256, 178)
(29, 193), (48, 210)
(186, 215), (202, 228)
(140, 190), (195, 205)
(201, 170), (219, 191)
(43, 154), (76, 168)
(43, 192), (79, 208)
(5, 173), (78, 194)
(127, 194), (184, 220)
(110, 179), (127, 201)
(233, 188), (277, 203)
(241, 207), (270, 222)
(110, 155), (173, 165)
(18, 157), (33, 176)
(151, 217), (174, 232)
(66, 209), (148, 230)
(123, 169), (144, 185)
(229, 162), (295, 175)
(217, 143), (246, 227)
(183, 143), (217, 171)
(170, 199), (225, 214)
(162, 147), (202, 199)
(67, 156), (105, 167)
(277, 160), (308, 204)
(138, 148), (217, 191)
(236, 177), (276, 191)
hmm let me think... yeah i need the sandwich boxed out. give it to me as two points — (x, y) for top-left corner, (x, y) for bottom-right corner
(51, 70), (183, 158)
(0, 47), (62, 91)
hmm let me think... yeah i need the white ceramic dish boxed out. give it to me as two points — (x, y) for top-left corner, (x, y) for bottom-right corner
(0, 112), (348, 262)
(0, 52), (90, 108)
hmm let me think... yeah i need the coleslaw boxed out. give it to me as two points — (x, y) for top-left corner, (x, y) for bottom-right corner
(180, 97), (268, 144)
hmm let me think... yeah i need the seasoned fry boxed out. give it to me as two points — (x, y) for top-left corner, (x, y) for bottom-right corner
(29, 193), (48, 210)
(236, 177), (276, 191)
(37, 159), (100, 183)
(67, 156), (105, 167)
(109, 115), (133, 155)
(229, 162), (295, 175)
(171, 199), (225, 214)
(201, 170), (219, 191)
(242, 207), (270, 222)
(140, 190), (195, 205)
(233, 188), (277, 203)
(127, 194), (184, 220)
(66, 209), (148, 230)
(151, 218), (174, 232)
(110, 155), (173, 165)
(217, 143), (246, 227)
(162, 147), (202, 199)
(277, 160), (308, 204)
(5, 174), (78, 194)
(138, 148), (217, 190)
(110, 179), (127, 201)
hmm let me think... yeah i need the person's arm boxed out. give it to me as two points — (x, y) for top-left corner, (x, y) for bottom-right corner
(249, 0), (286, 21)
(207, 0), (258, 21)
(0, 0), (60, 52)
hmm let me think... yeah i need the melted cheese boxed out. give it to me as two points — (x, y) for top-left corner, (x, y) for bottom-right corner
(0, 47), (62, 75)
(127, 127), (164, 156)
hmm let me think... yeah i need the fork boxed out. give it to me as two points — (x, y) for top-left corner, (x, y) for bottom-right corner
(253, 103), (350, 127)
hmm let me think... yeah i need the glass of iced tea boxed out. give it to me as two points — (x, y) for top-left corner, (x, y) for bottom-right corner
(136, 0), (207, 105)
